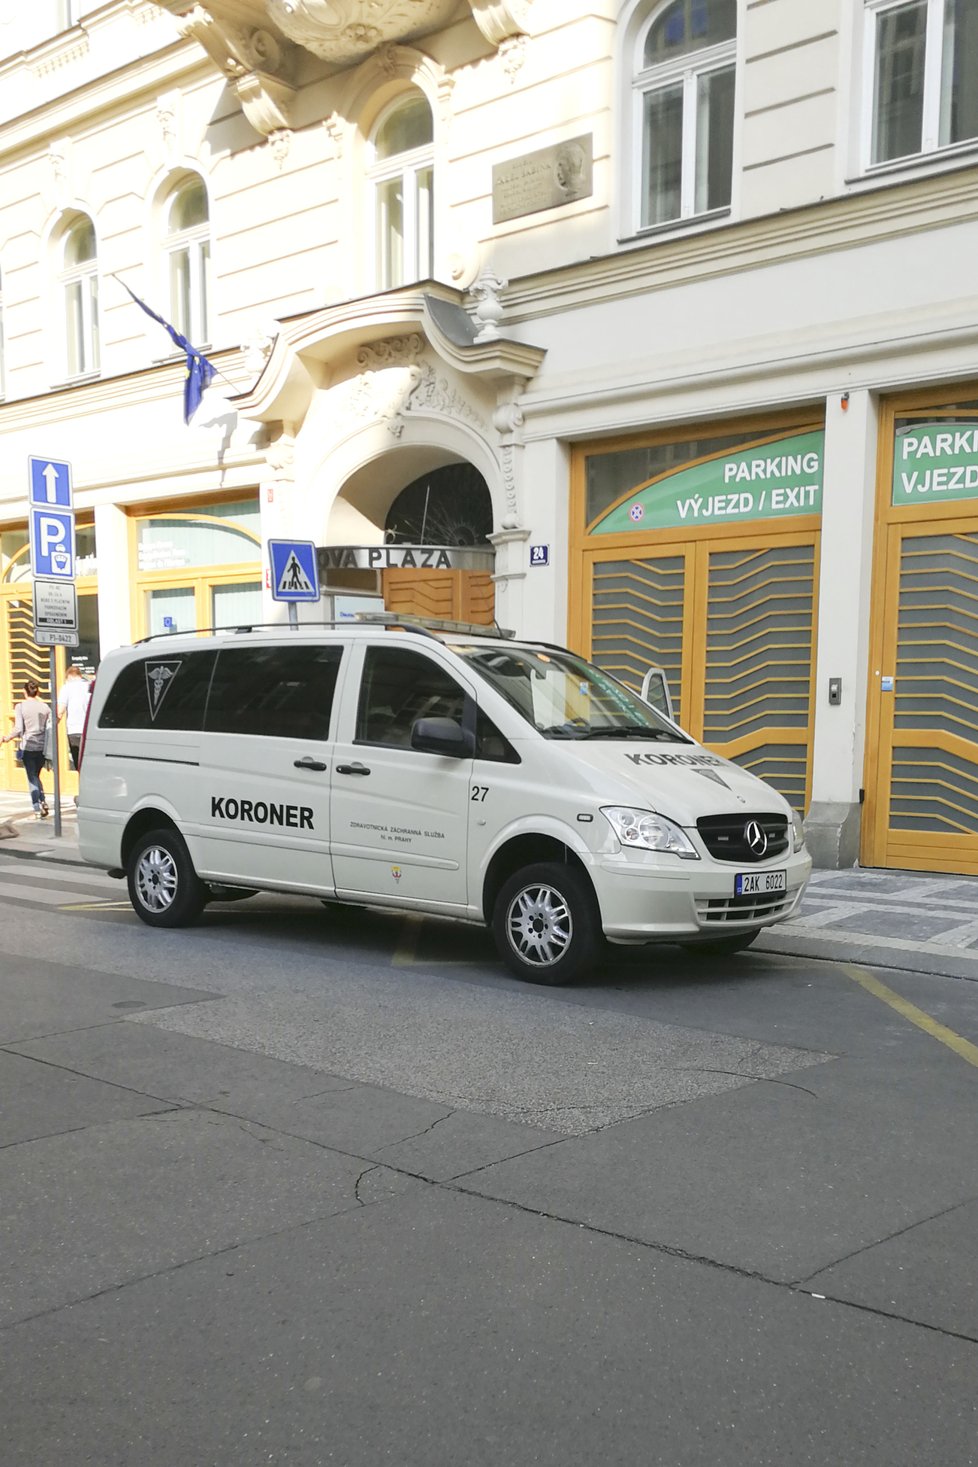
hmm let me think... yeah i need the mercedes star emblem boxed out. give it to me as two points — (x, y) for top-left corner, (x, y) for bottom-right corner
(745, 819), (768, 857)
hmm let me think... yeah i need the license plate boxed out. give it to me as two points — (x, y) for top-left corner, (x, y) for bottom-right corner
(735, 870), (787, 896)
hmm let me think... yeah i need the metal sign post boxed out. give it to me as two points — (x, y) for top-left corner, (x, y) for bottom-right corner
(28, 456), (76, 839)
(48, 649), (61, 838)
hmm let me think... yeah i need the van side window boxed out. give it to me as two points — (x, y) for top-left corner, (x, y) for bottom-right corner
(475, 708), (520, 764)
(98, 651), (216, 731)
(205, 645), (342, 740)
(357, 647), (466, 748)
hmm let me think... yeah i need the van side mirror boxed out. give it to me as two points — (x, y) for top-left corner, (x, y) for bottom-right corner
(411, 716), (472, 758)
(640, 667), (675, 721)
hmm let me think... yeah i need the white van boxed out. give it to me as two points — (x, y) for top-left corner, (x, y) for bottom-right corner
(77, 619), (811, 983)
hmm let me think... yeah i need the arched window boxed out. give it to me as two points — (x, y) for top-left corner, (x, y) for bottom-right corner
(369, 93), (434, 290)
(61, 215), (99, 377)
(633, 0), (736, 230)
(165, 175), (210, 343)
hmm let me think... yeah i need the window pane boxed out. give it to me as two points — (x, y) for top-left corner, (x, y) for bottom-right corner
(417, 166), (434, 277)
(941, 0), (978, 146)
(872, 0), (927, 163)
(99, 651), (217, 731)
(642, 84), (684, 227)
(212, 581), (262, 628)
(206, 645), (342, 741)
(137, 506), (259, 573)
(64, 217), (95, 267)
(645, 0), (736, 66)
(377, 177), (404, 289)
(199, 239), (210, 338)
(65, 280), (84, 375)
(695, 64), (735, 212)
(147, 586), (197, 636)
(169, 176), (208, 231)
(375, 96), (433, 158)
(170, 247), (191, 338)
(356, 647), (465, 747)
(88, 274), (99, 371)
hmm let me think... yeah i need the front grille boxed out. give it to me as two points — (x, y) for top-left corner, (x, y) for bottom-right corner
(696, 812), (789, 863)
(697, 892), (795, 924)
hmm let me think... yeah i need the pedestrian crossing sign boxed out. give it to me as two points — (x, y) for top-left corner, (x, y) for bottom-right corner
(268, 539), (320, 602)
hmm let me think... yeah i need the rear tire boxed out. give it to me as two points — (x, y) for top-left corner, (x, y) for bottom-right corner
(126, 827), (207, 928)
(492, 861), (600, 985)
(681, 929), (761, 957)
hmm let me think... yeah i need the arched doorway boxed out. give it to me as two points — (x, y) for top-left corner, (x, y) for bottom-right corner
(321, 460), (497, 625)
(382, 465), (495, 623)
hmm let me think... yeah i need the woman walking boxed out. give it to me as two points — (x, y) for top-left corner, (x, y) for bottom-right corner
(2, 680), (50, 818)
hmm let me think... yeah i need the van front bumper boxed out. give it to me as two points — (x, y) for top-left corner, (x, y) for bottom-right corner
(590, 849), (812, 942)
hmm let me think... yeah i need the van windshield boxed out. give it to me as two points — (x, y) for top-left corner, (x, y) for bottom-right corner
(453, 644), (691, 741)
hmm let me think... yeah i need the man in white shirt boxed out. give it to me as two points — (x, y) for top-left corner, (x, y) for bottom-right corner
(58, 665), (92, 771)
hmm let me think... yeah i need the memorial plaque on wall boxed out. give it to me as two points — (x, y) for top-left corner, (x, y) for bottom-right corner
(492, 134), (593, 224)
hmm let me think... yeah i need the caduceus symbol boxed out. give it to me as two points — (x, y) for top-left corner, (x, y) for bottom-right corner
(148, 664), (175, 711)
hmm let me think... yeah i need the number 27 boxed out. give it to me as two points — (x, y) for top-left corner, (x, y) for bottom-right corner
(471, 786), (489, 802)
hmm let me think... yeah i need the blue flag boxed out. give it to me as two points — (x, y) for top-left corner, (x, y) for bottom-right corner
(116, 277), (217, 423)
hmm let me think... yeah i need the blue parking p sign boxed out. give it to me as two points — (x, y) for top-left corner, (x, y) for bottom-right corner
(268, 539), (320, 602)
(30, 507), (75, 579)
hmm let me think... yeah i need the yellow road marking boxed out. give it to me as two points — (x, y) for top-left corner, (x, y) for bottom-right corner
(392, 914), (424, 966)
(843, 963), (978, 1069)
(391, 914), (483, 968)
(59, 900), (133, 911)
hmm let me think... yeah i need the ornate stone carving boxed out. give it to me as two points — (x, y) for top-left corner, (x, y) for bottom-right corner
(268, 128), (293, 166)
(469, 0), (531, 47)
(168, 5), (298, 136)
(469, 269), (508, 343)
(400, 362), (487, 431)
(241, 319), (279, 373)
(499, 32), (526, 82)
(266, 0), (457, 63)
(356, 334), (425, 370)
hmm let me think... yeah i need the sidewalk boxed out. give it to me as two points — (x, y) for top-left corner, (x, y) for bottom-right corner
(2, 792), (977, 981)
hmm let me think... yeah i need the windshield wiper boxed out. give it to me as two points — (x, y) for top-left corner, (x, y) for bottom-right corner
(577, 725), (689, 741)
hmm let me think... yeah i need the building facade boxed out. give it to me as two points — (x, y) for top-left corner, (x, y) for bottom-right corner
(1, 0), (977, 871)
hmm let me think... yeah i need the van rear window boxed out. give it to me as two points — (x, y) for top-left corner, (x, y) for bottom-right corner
(98, 644), (342, 739)
(98, 652), (217, 730)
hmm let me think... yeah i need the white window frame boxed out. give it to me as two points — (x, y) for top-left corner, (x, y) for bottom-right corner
(862, 0), (977, 170)
(367, 98), (435, 291)
(60, 217), (99, 380)
(164, 177), (211, 346)
(0, 268), (5, 400)
(636, 35), (733, 231)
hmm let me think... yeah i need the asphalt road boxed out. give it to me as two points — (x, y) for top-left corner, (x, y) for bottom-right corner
(1, 851), (976, 1466)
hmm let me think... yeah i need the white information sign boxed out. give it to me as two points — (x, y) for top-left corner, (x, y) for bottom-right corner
(33, 577), (79, 647)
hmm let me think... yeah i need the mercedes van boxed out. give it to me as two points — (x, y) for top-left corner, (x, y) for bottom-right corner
(77, 619), (811, 983)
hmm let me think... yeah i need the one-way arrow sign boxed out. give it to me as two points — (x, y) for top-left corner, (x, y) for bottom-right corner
(28, 456), (73, 510)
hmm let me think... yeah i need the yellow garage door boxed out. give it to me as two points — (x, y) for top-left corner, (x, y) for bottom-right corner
(584, 529), (819, 812)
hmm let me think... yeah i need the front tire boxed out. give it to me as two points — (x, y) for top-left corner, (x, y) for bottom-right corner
(492, 861), (600, 985)
(127, 827), (207, 928)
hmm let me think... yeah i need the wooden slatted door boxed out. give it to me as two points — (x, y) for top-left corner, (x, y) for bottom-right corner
(865, 520), (978, 873)
(382, 569), (495, 625)
(585, 530), (818, 811)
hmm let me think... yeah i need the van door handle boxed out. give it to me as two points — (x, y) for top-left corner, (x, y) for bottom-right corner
(294, 757), (328, 772)
(336, 762), (370, 776)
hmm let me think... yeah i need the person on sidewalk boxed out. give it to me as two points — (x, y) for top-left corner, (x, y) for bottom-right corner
(58, 664), (92, 772)
(2, 680), (50, 818)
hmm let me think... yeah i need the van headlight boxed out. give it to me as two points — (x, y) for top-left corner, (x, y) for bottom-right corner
(601, 806), (700, 860)
(791, 808), (806, 853)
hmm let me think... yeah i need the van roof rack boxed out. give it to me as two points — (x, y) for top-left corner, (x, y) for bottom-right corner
(134, 612), (516, 645)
